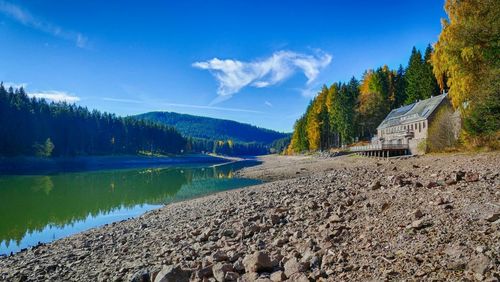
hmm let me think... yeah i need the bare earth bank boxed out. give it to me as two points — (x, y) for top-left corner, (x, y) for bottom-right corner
(1, 152), (499, 281)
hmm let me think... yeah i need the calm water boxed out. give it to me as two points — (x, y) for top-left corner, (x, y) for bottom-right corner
(0, 161), (261, 255)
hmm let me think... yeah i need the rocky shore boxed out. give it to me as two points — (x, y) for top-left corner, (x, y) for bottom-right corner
(1, 152), (499, 281)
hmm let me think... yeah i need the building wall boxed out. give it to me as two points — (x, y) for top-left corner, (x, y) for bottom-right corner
(375, 96), (457, 155)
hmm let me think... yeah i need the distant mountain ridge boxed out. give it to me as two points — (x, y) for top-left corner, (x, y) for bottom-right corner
(134, 112), (289, 144)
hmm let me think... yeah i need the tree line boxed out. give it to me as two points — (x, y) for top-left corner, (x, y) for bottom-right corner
(186, 137), (270, 156)
(287, 45), (441, 153)
(0, 84), (187, 157)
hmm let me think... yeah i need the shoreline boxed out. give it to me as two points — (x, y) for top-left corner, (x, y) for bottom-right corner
(0, 152), (499, 281)
(0, 154), (238, 175)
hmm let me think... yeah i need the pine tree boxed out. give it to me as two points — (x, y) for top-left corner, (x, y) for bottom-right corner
(422, 44), (440, 98)
(405, 47), (424, 104)
(394, 65), (407, 107)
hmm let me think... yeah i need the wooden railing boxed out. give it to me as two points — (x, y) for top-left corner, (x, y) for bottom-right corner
(349, 143), (409, 152)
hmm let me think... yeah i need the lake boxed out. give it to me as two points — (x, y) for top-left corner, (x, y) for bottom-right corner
(0, 160), (261, 255)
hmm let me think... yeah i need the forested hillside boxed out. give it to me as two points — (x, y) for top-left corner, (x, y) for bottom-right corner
(135, 112), (288, 144)
(135, 112), (290, 155)
(287, 45), (441, 153)
(0, 84), (186, 157)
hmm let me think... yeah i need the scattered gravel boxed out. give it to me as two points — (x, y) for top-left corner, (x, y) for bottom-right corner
(0, 152), (499, 281)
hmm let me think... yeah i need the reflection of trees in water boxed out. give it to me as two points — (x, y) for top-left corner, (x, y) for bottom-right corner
(0, 168), (187, 245)
(0, 161), (260, 245)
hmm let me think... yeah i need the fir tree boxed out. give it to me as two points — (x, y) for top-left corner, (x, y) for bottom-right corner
(405, 47), (424, 104)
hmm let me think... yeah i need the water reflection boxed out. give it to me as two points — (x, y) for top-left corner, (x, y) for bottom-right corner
(0, 161), (260, 254)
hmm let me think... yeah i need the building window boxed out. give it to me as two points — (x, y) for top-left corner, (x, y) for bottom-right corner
(423, 121), (426, 129)
(419, 123), (421, 132)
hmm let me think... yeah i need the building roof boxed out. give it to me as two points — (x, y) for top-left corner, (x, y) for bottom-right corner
(377, 93), (448, 129)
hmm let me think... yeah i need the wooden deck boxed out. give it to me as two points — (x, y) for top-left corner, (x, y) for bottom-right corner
(349, 143), (410, 157)
(349, 143), (408, 152)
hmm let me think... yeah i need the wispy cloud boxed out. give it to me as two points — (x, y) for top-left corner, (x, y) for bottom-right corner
(193, 50), (332, 104)
(264, 101), (273, 107)
(299, 86), (322, 98)
(0, 0), (88, 48)
(102, 97), (262, 114)
(102, 97), (144, 104)
(2, 81), (28, 89)
(161, 102), (263, 114)
(29, 91), (80, 103)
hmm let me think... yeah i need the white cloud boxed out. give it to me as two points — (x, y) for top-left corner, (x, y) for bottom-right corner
(264, 101), (273, 107)
(102, 97), (144, 104)
(29, 91), (80, 103)
(160, 102), (263, 114)
(300, 86), (321, 98)
(193, 50), (332, 103)
(2, 81), (28, 89)
(101, 97), (262, 114)
(0, 0), (88, 48)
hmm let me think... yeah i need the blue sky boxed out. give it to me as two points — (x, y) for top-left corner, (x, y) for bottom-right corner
(0, 0), (446, 132)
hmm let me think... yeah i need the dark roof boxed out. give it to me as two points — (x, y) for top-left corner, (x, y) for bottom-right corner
(378, 93), (448, 129)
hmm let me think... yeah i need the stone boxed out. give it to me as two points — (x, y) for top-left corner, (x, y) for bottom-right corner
(286, 273), (309, 282)
(413, 209), (424, 219)
(193, 265), (213, 279)
(465, 172), (480, 182)
(270, 270), (286, 282)
(407, 219), (432, 230)
(242, 251), (273, 273)
(445, 178), (457, 185)
(485, 213), (500, 222)
(130, 269), (151, 282)
(213, 263), (233, 282)
(239, 272), (259, 282)
(284, 257), (308, 278)
(426, 181), (439, 188)
(369, 181), (381, 190)
(154, 265), (191, 282)
(212, 250), (229, 262)
(435, 197), (450, 205)
(466, 254), (491, 277)
(224, 271), (239, 281)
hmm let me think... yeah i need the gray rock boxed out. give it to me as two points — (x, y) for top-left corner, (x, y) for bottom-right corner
(284, 257), (308, 278)
(286, 272), (309, 282)
(407, 219), (432, 230)
(129, 269), (150, 282)
(212, 250), (229, 262)
(270, 270), (286, 282)
(224, 271), (239, 281)
(466, 254), (491, 276)
(369, 181), (381, 190)
(154, 265), (191, 282)
(485, 213), (499, 222)
(213, 263), (233, 282)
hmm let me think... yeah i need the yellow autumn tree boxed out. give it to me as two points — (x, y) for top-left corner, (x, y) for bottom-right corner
(431, 0), (499, 146)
